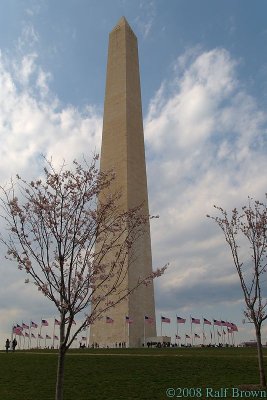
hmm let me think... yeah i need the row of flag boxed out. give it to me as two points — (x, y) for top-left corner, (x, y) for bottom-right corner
(175, 330), (236, 340)
(12, 317), (79, 334)
(160, 316), (238, 332)
(13, 316), (238, 330)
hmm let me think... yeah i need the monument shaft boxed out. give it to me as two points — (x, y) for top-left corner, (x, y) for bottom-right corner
(90, 17), (156, 347)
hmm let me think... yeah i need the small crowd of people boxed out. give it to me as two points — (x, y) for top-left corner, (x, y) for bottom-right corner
(5, 338), (17, 353)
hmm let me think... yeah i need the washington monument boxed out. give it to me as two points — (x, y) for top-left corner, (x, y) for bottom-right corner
(89, 17), (156, 347)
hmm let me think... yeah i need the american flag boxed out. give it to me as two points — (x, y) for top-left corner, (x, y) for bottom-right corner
(31, 333), (36, 338)
(31, 321), (38, 328)
(194, 333), (200, 338)
(42, 319), (49, 326)
(55, 319), (60, 326)
(38, 334), (43, 339)
(13, 327), (23, 335)
(82, 337), (87, 341)
(125, 316), (133, 324)
(46, 334), (51, 339)
(230, 323), (238, 332)
(106, 316), (114, 323)
(213, 319), (222, 326)
(161, 316), (171, 323)
(175, 335), (181, 339)
(191, 317), (200, 324)
(177, 316), (186, 323)
(54, 335), (59, 340)
(185, 334), (190, 339)
(22, 323), (29, 329)
(203, 318), (211, 325)
(144, 315), (154, 324)
(25, 332), (29, 337)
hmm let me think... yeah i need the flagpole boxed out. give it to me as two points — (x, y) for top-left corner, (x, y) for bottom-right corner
(29, 322), (31, 349)
(127, 320), (130, 348)
(202, 317), (205, 346)
(176, 316), (179, 347)
(86, 324), (89, 349)
(143, 316), (146, 347)
(18, 331), (21, 350)
(161, 315), (162, 337)
(27, 322), (30, 349)
(52, 318), (56, 349)
(39, 318), (42, 348)
(212, 319), (215, 346)
(11, 322), (14, 344)
(21, 320), (24, 349)
(220, 319), (223, 345)
(124, 316), (126, 348)
(190, 316), (193, 346)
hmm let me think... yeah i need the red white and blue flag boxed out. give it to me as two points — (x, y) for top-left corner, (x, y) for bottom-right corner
(125, 316), (133, 324)
(144, 315), (154, 324)
(22, 323), (29, 329)
(46, 334), (51, 339)
(41, 319), (49, 326)
(230, 323), (238, 332)
(203, 318), (212, 325)
(191, 317), (200, 324)
(194, 333), (200, 338)
(31, 321), (38, 328)
(106, 316), (114, 324)
(213, 319), (222, 326)
(13, 326), (23, 335)
(54, 335), (59, 340)
(55, 319), (60, 326)
(177, 316), (186, 323)
(161, 316), (171, 323)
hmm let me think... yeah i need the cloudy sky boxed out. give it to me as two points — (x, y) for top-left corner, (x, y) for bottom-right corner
(0, 0), (267, 346)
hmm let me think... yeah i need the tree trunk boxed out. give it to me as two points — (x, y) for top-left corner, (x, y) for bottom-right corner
(255, 325), (266, 387)
(55, 344), (66, 400)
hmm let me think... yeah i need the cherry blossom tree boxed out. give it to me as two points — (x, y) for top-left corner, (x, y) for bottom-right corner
(207, 198), (267, 387)
(0, 156), (166, 400)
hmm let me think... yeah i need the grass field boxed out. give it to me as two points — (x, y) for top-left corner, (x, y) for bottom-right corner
(0, 347), (266, 399)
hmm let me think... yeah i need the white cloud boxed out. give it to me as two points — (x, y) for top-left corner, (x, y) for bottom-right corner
(0, 50), (102, 184)
(0, 47), (102, 341)
(135, 0), (156, 38)
(145, 48), (267, 325)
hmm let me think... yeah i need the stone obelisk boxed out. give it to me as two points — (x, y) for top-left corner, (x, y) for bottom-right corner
(89, 16), (156, 347)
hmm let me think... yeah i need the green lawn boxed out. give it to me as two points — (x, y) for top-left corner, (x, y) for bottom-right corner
(0, 347), (265, 399)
